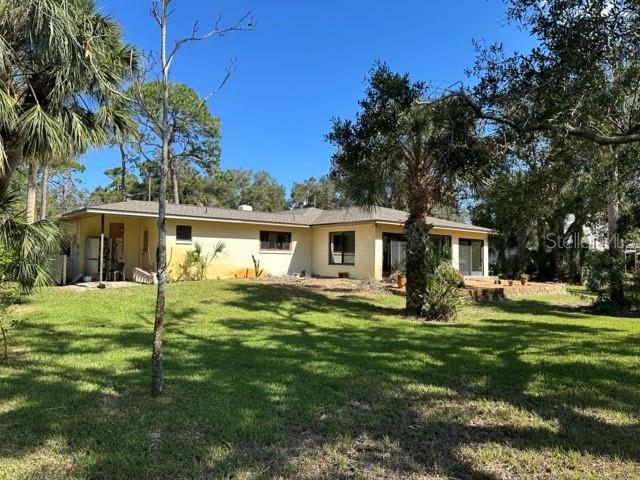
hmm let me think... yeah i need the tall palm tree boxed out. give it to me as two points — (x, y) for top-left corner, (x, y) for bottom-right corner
(0, 0), (138, 194)
(328, 65), (490, 316)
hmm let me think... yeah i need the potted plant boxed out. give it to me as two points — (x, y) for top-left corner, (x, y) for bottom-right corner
(520, 274), (529, 286)
(394, 269), (407, 288)
(508, 279), (514, 286)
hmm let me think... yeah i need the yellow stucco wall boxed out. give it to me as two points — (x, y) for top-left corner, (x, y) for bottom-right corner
(311, 223), (377, 278)
(64, 213), (489, 282)
(164, 218), (312, 279)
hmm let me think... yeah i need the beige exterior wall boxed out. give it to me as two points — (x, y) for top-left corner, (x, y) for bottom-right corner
(165, 218), (312, 279)
(310, 223), (377, 278)
(64, 213), (489, 282)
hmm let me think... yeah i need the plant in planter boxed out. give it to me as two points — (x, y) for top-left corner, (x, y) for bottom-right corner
(394, 269), (407, 288)
(508, 279), (514, 286)
(520, 274), (529, 286)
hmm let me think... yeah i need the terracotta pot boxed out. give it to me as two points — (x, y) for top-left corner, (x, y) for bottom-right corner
(520, 279), (528, 286)
(508, 280), (514, 286)
(396, 275), (407, 288)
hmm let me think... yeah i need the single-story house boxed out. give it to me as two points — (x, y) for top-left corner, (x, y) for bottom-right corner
(61, 200), (491, 282)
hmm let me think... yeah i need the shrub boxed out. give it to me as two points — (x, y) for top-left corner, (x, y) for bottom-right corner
(422, 249), (464, 321)
(0, 281), (21, 362)
(252, 254), (265, 278)
(582, 251), (626, 305)
(177, 241), (226, 281)
(626, 270), (640, 310)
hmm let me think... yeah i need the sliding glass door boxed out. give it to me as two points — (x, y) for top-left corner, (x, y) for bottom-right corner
(382, 233), (407, 277)
(382, 233), (453, 277)
(459, 239), (484, 276)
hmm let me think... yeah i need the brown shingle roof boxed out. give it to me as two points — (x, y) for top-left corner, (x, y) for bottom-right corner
(62, 201), (491, 232)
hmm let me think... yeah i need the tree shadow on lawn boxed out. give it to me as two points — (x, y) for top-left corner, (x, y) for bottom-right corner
(0, 282), (639, 478)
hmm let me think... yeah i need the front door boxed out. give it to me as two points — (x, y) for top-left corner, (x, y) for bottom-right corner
(108, 223), (125, 270)
(459, 239), (484, 276)
(383, 233), (407, 277)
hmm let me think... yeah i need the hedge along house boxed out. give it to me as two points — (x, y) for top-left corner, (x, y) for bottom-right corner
(61, 200), (491, 283)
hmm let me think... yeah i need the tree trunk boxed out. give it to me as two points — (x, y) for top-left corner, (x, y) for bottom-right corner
(119, 143), (127, 201)
(607, 189), (619, 255)
(39, 163), (49, 220)
(607, 147), (620, 256)
(405, 214), (430, 316)
(169, 157), (179, 204)
(151, 0), (170, 397)
(26, 160), (38, 224)
(1, 324), (7, 363)
(0, 143), (23, 192)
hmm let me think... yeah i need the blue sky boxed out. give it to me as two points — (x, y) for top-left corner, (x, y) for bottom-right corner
(85, 0), (533, 195)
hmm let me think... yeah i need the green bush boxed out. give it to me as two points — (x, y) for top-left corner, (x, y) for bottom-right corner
(0, 282), (20, 309)
(626, 270), (640, 310)
(0, 281), (21, 362)
(177, 241), (226, 281)
(422, 249), (464, 321)
(582, 251), (626, 305)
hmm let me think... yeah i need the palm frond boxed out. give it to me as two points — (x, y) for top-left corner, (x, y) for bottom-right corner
(0, 187), (64, 292)
(17, 104), (64, 159)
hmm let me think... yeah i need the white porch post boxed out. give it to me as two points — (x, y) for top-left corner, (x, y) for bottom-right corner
(483, 240), (489, 277)
(451, 236), (460, 271)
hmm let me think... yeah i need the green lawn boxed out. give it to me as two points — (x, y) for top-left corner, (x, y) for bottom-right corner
(1, 281), (639, 479)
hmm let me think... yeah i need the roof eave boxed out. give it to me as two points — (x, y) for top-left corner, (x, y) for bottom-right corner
(63, 207), (312, 228)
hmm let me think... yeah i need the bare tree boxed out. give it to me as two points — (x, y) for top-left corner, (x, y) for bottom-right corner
(143, 0), (252, 396)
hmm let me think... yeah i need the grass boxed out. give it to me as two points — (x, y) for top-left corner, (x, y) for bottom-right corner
(0, 280), (639, 479)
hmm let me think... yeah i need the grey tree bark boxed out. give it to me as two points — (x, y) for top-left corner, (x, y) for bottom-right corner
(151, 0), (170, 397)
(607, 148), (620, 256)
(169, 155), (179, 204)
(119, 143), (127, 201)
(26, 160), (38, 224)
(39, 162), (49, 220)
(0, 142), (23, 192)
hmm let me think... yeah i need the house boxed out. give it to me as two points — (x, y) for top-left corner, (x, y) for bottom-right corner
(61, 200), (491, 282)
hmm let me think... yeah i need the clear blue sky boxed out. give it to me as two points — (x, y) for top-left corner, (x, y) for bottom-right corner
(84, 0), (532, 195)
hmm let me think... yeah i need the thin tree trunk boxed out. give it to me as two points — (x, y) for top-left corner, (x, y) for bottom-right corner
(169, 157), (179, 204)
(0, 143), (23, 192)
(405, 214), (430, 316)
(119, 143), (127, 201)
(26, 160), (38, 224)
(151, 0), (170, 397)
(1, 324), (7, 363)
(39, 162), (49, 220)
(607, 187), (619, 255)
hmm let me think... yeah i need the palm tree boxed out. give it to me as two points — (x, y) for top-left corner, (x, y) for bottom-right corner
(0, 185), (64, 362)
(0, 0), (138, 196)
(0, 187), (65, 292)
(328, 65), (490, 316)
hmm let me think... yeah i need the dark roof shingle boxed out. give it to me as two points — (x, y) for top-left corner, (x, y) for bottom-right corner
(62, 201), (490, 232)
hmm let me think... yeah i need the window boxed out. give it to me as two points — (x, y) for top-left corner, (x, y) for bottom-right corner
(329, 231), (355, 265)
(176, 225), (192, 242)
(142, 230), (149, 253)
(429, 234), (452, 259)
(260, 231), (292, 251)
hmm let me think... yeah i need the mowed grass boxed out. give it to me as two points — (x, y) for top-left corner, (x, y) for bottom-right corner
(0, 281), (639, 479)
